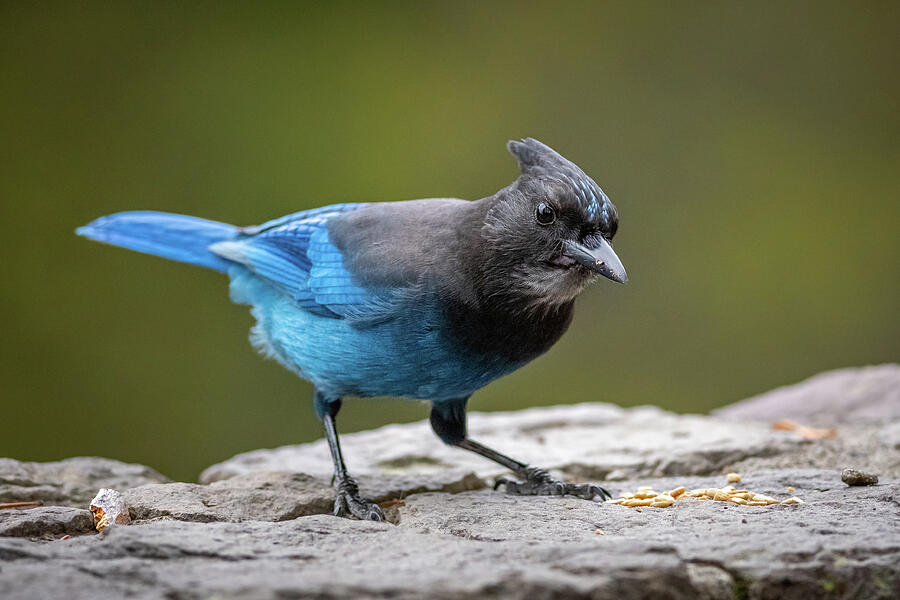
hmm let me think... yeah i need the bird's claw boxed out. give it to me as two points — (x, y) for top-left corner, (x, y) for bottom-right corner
(494, 466), (611, 500)
(333, 476), (385, 521)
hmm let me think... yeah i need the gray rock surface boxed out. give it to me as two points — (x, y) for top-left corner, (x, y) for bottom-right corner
(0, 506), (94, 540)
(0, 456), (170, 507)
(1, 365), (898, 599)
(0, 470), (897, 599)
(713, 363), (900, 424)
(122, 471), (335, 523)
(200, 402), (811, 487)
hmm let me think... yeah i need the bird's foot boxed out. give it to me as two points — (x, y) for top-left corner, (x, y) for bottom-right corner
(494, 466), (611, 500)
(333, 476), (384, 521)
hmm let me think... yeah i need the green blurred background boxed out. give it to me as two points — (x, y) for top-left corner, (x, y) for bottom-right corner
(2, 2), (898, 481)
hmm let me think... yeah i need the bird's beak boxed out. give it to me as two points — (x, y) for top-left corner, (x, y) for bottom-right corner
(564, 238), (628, 284)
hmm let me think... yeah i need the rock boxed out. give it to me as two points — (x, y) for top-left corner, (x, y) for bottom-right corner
(199, 403), (810, 487)
(841, 468), (879, 486)
(0, 506), (94, 540)
(0, 457), (170, 507)
(880, 421), (900, 450)
(0, 470), (897, 599)
(123, 471), (334, 522)
(713, 364), (900, 424)
(121, 470), (483, 524)
(1, 366), (899, 598)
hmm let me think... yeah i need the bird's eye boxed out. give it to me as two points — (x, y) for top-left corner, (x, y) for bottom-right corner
(535, 202), (556, 226)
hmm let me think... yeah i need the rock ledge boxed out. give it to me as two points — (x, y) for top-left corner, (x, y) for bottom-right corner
(1, 365), (897, 599)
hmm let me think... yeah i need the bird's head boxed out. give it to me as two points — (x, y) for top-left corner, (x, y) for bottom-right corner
(481, 138), (626, 306)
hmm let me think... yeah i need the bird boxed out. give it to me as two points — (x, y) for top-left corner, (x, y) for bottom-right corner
(77, 137), (627, 521)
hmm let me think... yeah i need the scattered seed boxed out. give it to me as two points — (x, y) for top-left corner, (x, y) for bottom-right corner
(605, 482), (803, 509)
(781, 497), (805, 505)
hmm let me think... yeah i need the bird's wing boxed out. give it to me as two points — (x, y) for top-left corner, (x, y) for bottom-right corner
(210, 203), (407, 323)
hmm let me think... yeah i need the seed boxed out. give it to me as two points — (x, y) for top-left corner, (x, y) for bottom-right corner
(752, 494), (778, 504)
(781, 497), (804, 505)
(651, 494), (675, 507)
(726, 473), (741, 483)
(623, 498), (653, 507)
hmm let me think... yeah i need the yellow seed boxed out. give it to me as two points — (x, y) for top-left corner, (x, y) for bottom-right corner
(623, 498), (653, 507)
(595, 528), (604, 535)
(713, 490), (731, 501)
(748, 501), (769, 506)
(781, 497), (804, 505)
(787, 486), (795, 493)
(729, 496), (748, 505)
(668, 487), (686, 499)
(651, 497), (674, 508)
(753, 494), (778, 504)
(726, 473), (741, 483)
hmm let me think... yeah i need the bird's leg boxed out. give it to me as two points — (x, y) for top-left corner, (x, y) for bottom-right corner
(430, 399), (610, 500)
(317, 392), (384, 521)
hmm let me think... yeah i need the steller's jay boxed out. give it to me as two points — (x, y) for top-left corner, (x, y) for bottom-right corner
(78, 138), (627, 521)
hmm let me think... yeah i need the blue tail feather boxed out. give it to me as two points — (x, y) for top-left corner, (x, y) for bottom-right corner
(77, 211), (239, 273)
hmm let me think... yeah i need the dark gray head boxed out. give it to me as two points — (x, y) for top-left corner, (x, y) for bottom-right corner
(481, 138), (626, 306)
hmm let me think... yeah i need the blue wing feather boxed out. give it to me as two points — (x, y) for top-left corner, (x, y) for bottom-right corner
(210, 203), (401, 322)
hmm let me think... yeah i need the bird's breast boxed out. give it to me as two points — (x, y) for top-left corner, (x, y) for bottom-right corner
(440, 296), (575, 365)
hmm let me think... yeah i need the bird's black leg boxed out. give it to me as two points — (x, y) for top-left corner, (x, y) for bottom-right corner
(430, 399), (610, 500)
(316, 391), (384, 521)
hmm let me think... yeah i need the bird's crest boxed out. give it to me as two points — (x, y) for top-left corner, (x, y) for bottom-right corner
(507, 138), (614, 228)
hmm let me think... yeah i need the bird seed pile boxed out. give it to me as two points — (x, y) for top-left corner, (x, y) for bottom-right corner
(605, 473), (804, 508)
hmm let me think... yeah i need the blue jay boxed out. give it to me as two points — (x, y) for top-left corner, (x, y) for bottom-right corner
(78, 138), (627, 520)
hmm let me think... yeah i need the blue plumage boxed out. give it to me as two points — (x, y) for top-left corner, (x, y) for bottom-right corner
(78, 138), (627, 519)
(79, 203), (523, 405)
(77, 211), (238, 272)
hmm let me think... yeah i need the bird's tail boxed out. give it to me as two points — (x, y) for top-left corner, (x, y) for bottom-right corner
(77, 211), (239, 273)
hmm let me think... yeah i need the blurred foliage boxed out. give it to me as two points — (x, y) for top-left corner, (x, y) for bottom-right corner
(1, 2), (897, 481)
